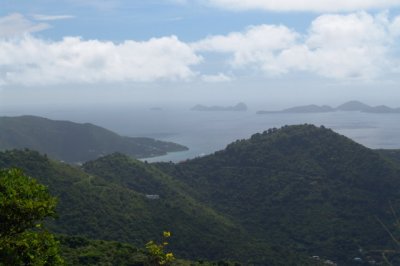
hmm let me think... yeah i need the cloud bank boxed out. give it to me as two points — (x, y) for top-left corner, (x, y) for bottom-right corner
(0, 12), (400, 86)
(193, 12), (400, 80)
(0, 36), (201, 85)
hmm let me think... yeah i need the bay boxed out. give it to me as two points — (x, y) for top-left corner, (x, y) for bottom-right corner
(2, 104), (400, 162)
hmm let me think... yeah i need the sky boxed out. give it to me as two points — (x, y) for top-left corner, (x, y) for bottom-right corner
(1, 0), (400, 108)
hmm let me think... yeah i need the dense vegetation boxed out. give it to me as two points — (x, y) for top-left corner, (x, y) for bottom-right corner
(376, 149), (400, 166)
(59, 235), (147, 266)
(0, 115), (187, 163)
(0, 169), (63, 265)
(156, 125), (400, 265)
(59, 235), (248, 266)
(0, 149), (315, 264)
(0, 150), (236, 258)
(2, 124), (400, 265)
(0, 167), (247, 265)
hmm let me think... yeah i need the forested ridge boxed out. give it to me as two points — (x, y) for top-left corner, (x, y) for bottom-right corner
(0, 115), (187, 163)
(1, 124), (400, 265)
(156, 125), (400, 264)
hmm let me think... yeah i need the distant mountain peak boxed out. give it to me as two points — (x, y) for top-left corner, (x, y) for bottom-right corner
(257, 101), (400, 114)
(335, 100), (372, 111)
(232, 124), (344, 149)
(210, 124), (378, 175)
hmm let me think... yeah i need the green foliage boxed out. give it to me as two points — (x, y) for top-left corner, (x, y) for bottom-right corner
(4, 124), (396, 265)
(0, 115), (188, 163)
(58, 235), (148, 266)
(145, 231), (175, 265)
(0, 168), (63, 265)
(0, 150), (253, 262)
(71, 153), (247, 261)
(59, 235), (243, 266)
(376, 149), (400, 167)
(157, 124), (400, 265)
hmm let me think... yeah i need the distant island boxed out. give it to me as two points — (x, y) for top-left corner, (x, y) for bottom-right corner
(191, 102), (247, 112)
(0, 115), (188, 164)
(257, 100), (400, 114)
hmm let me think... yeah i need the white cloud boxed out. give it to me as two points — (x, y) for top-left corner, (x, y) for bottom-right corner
(0, 13), (49, 38)
(0, 13), (201, 86)
(390, 16), (400, 37)
(297, 12), (394, 79)
(193, 12), (400, 80)
(193, 25), (299, 70)
(202, 73), (232, 82)
(1, 11), (400, 86)
(32, 14), (75, 21)
(0, 35), (202, 85)
(205, 0), (400, 12)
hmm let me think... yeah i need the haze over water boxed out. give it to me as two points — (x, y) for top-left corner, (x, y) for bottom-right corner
(2, 104), (399, 163)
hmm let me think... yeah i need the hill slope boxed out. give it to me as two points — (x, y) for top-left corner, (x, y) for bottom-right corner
(0, 115), (187, 163)
(0, 150), (237, 259)
(156, 124), (400, 265)
(4, 124), (400, 264)
(0, 149), (315, 265)
(376, 149), (400, 166)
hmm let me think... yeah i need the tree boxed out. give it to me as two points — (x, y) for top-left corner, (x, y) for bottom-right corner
(145, 231), (175, 265)
(0, 168), (63, 265)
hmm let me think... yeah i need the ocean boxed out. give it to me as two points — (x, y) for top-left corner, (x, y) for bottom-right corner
(2, 104), (400, 162)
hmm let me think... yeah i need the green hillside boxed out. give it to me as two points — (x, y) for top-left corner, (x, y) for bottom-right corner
(0, 149), (314, 265)
(58, 235), (242, 266)
(3, 124), (400, 265)
(58, 235), (149, 266)
(156, 124), (400, 265)
(0, 115), (187, 163)
(0, 150), (235, 259)
(376, 149), (400, 166)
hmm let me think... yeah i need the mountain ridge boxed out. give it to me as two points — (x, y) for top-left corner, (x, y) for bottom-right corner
(257, 100), (400, 114)
(0, 115), (188, 163)
(156, 124), (400, 265)
(2, 124), (400, 265)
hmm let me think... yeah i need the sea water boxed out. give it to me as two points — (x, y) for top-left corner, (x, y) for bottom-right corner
(2, 104), (400, 162)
